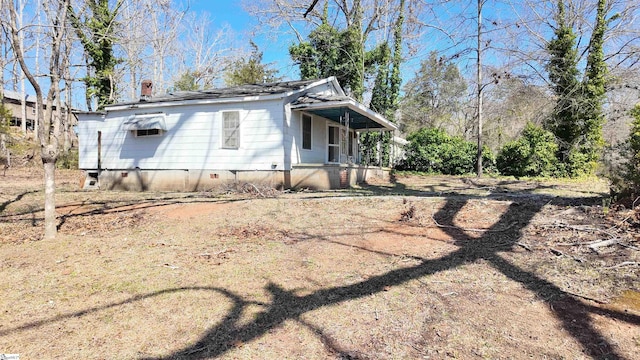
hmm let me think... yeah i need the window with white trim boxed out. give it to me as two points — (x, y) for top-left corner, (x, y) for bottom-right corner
(302, 114), (312, 150)
(222, 111), (240, 149)
(327, 125), (340, 163)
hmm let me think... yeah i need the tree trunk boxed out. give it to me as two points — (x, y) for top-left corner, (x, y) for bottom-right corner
(20, 78), (27, 133)
(64, 77), (73, 152)
(476, 0), (484, 178)
(42, 158), (56, 239)
(5, 0), (69, 239)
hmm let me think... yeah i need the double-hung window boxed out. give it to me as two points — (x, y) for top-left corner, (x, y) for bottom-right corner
(222, 111), (240, 149)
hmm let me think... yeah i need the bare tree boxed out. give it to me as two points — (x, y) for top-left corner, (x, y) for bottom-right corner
(505, 0), (640, 82)
(244, 0), (434, 63)
(115, 0), (148, 100)
(2, 0), (71, 239)
(175, 13), (236, 90)
(114, 0), (186, 98)
(476, 0), (484, 176)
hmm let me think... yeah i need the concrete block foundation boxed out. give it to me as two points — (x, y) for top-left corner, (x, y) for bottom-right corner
(84, 165), (390, 191)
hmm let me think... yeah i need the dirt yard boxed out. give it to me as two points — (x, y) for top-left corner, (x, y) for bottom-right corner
(0, 168), (638, 359)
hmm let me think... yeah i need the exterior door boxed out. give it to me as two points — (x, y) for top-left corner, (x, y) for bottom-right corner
(327, 125), (340, 163)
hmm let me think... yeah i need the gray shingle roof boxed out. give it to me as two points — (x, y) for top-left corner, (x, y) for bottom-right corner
(1, 89), (36, 103)
(116, 79), (321, 106)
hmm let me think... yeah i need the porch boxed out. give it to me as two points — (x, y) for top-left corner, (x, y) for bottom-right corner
(291, 93), (400, 168)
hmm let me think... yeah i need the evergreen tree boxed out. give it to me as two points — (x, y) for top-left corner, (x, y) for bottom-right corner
(290, 0), (406, 166)
(545, 0), (610, 176)
(370, 42), (392, 117)
(575, 0), (608, 175)
(609, 104), (640, 203)
(364, 0), (404, 166)
(339, 1), (365, 100)
(225, 41), (280, 86)
(545, 0), (581, 158)
(363, 42), (391, 166)
(171, 71), (200, 92)
(388, 0), (404, 117)
(68, 0), (123, 111)
(290, 1), (369, 101)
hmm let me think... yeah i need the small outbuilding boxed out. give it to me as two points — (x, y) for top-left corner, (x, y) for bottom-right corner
(75, 77), (398, 191)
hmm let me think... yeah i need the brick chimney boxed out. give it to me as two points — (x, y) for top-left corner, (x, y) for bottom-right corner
(141, 80), (153, 100)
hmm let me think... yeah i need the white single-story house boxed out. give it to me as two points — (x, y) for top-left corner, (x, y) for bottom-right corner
(75, 77), (398, 191)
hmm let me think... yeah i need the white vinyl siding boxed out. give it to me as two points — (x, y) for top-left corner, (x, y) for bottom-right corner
(79, 100), (286, 171)
(222, 111), (240, 149)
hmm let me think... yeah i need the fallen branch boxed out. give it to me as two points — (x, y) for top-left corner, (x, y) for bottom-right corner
(556, 242), (585, 247)
(619, 242), (640, 251)
(566, 291), (608, 305)
(588, 238), (620, 253)
(244, 183), (266, 197)
(603, 261), (640, 269)
(516, 242), (532, 251)
(607, 214), (633, 231)
(541, 222), (616, 237)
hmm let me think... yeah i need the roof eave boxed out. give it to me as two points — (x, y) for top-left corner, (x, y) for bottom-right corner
(283, 77), (341, 98)
(104, 92), (291, 111)
(104, 78), (336, 112)
(291, 99), (398, 131)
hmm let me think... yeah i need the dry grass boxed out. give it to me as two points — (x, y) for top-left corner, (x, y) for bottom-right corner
(0, 168), (638, 359)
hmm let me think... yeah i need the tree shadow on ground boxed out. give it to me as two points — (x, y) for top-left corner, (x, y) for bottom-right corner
(364, 173), (607, 201)
(0, 190), (37, 214)
(137, 194), (637, 359)
(2, 182), (636, 358)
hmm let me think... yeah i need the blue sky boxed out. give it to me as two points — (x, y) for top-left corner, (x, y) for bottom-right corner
(186, 1), (301, 79)
(182, 1), (517, 83)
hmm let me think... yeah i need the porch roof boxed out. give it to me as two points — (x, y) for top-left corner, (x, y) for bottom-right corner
(291, 94), (397, 131)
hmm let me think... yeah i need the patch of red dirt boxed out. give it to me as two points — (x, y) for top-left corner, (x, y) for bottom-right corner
(157, 201), (237, 219)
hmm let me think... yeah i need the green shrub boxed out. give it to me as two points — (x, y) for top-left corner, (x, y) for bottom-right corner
(0, 103), (11, 133)
(609, 104), (640, 204)
(402, 127), (495, 175)
(497, 123), (558, 177)
(56, 148), (79, 169)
